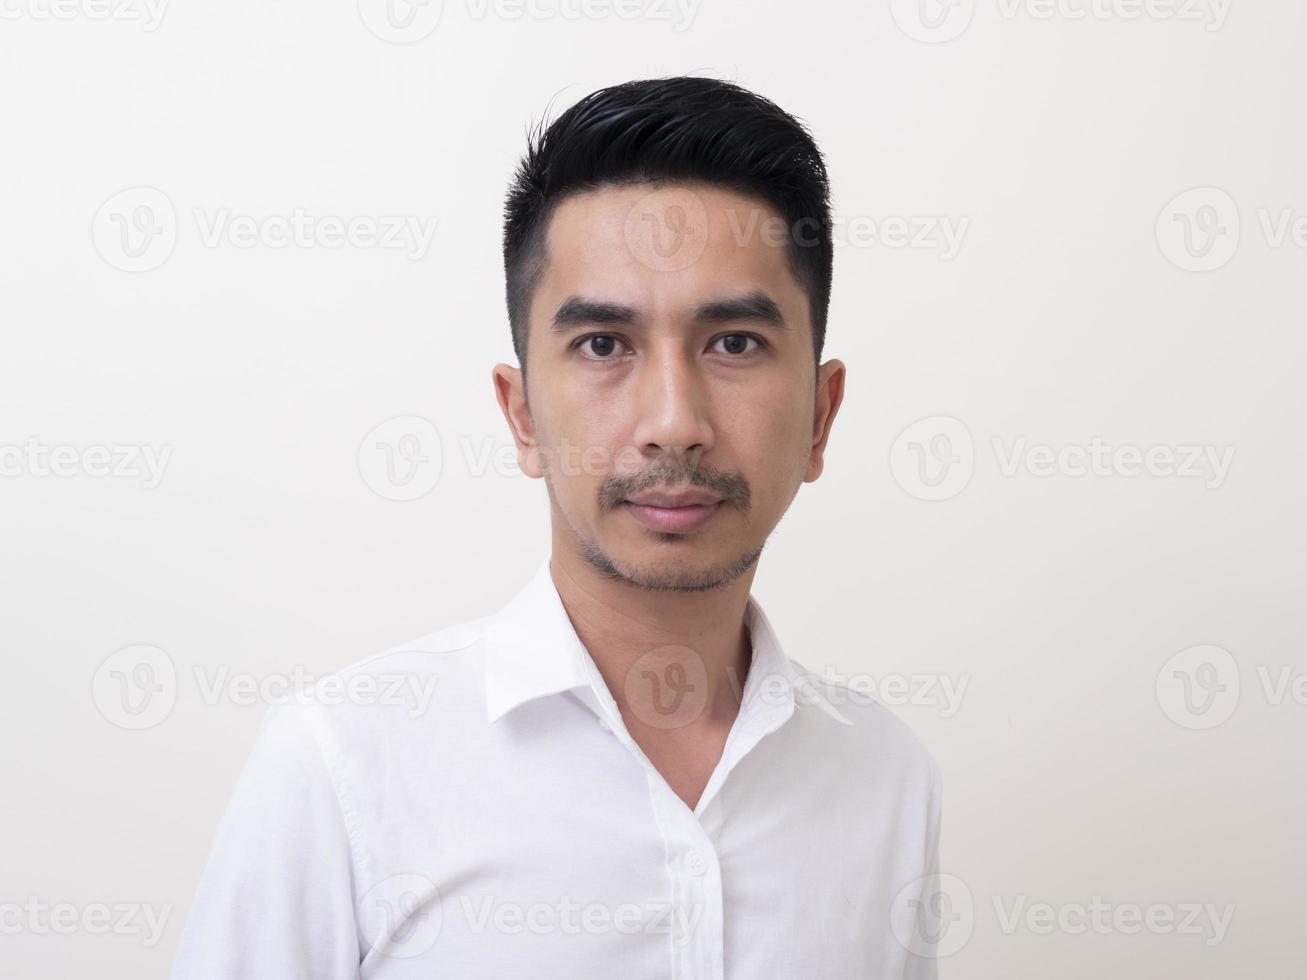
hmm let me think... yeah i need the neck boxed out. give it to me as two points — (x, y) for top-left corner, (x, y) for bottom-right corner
(547, 548), (756, 728)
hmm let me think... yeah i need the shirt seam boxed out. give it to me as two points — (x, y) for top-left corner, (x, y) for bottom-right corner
(327, 628), (490, 681)
(293, 702), (376, 906)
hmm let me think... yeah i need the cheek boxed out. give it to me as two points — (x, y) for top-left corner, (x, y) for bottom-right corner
(726, 405), (811, 497)
(728, 374), (812, 448)
(536, 402), (634, 484)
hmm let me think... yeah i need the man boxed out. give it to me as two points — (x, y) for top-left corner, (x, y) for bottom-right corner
(172, 76), (942, 979)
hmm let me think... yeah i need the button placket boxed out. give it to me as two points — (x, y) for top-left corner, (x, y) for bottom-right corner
(685, 850), (708, 876)
(567, 632), (788, 980)
(642, 768), (724, 980)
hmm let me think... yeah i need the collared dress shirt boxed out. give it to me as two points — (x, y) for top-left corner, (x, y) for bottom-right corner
(171, 556), (942, 979)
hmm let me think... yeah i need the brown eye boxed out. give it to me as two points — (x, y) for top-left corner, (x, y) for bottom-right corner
(712, 334), (760, 356)
(579, 335), (623, 358)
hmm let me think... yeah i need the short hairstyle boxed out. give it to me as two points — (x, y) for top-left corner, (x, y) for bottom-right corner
(502, 77), (833, 377)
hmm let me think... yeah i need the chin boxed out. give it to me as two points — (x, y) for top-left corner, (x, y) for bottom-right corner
(583, 539), (763, 593)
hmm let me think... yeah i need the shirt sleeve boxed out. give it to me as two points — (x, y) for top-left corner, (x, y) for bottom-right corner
(902, 754), (944, 980)
(170, 702), (362, 980)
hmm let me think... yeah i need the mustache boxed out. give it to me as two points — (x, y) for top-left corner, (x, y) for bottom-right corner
(599, 461), (751, 512)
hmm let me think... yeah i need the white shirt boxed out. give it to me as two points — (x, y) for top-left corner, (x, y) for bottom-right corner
(171, 556), (943, 979)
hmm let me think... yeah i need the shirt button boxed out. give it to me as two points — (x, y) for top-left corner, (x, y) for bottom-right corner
(685, 850), (708, 876)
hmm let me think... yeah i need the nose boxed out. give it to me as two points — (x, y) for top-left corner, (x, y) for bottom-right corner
(628, 340), (715, 469)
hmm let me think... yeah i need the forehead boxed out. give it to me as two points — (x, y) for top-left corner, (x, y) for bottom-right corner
(531, 181), (808, 322)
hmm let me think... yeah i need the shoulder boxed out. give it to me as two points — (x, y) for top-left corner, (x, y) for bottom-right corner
(261, 612), (498, 750)
(789, 658), (942, 793)
(328, 613), (493, 684)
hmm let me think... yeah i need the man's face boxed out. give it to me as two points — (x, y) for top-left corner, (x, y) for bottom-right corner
(494, 181), (844, 592)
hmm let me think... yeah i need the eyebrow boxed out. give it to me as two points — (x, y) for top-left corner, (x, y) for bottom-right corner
(550, 291), (787, 332)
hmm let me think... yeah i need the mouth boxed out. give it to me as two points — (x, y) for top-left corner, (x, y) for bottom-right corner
(623, 499), (723, 534)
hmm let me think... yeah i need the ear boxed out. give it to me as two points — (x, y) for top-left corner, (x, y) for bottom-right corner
(804, 358), (846, 483)
(492, 363), (544, 478)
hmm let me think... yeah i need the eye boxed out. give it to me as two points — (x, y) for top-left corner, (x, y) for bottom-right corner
(575, 334), (629, 360)
(709, 333), (763, 356)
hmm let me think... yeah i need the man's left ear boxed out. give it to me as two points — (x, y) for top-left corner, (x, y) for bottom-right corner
(491, 363), (544, 479)
(804, 359), (846, 483)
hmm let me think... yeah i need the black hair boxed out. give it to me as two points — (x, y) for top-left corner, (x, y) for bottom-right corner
(502, 76), (833, 376)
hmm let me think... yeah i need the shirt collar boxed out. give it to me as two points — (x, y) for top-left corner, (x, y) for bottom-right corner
(483, 557), (592, 723)
(483, 556), (837, 725)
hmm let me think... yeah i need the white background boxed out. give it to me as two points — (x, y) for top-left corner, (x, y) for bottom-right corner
(1, 0), (1304, 976)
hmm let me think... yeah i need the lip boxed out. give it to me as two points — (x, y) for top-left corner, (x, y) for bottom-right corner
(624, 499), (723, 533)
(626, 489), (723, 508)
